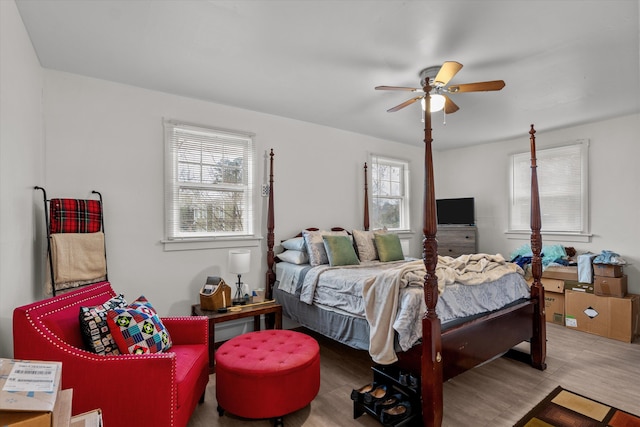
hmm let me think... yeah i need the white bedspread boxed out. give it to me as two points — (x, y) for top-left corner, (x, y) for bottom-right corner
(363, 254), (524, 364)
(278, 254), (529, 364)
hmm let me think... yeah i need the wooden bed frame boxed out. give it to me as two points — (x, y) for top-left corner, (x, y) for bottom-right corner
(264, 96), (546, 426)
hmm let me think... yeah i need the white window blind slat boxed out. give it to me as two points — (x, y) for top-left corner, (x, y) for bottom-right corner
(509, 141), (588, 233)
(371, 154), (410, 230)
(164, 120), (254, 240)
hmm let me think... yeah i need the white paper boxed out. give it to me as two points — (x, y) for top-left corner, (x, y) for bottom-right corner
(2, 362), (58, 392)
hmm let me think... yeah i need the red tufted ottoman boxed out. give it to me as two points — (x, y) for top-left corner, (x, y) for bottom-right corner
(215, 329), (320, 425)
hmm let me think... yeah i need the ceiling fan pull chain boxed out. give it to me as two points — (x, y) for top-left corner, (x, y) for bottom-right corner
(442, 109), (447, 125)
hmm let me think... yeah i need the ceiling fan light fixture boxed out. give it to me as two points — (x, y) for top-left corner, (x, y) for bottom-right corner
(421, 94), (446, 113)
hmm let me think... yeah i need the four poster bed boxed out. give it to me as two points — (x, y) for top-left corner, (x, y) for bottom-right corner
(264, 121), (546, 425)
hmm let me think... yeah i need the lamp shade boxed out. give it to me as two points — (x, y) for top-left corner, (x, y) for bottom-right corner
(228, 249), (251, 275)
(421, 94), (446, 113)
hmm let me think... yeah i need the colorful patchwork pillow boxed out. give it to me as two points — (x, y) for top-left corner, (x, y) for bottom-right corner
(106, 296), (172, 354)
(79, 294), (128, 355)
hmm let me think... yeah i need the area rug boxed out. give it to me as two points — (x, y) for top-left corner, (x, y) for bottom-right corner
(514, 386), (640, 426)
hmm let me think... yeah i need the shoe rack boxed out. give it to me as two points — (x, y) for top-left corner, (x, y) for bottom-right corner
(352, 364), (422, 426)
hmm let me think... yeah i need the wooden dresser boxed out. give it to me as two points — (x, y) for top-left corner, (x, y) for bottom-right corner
(437, 225), (477, 257)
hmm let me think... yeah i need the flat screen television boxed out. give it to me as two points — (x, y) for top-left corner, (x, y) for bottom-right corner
(436, 197), (475, 225)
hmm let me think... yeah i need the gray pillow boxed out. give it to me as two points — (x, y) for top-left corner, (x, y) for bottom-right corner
(282, 237), (306, 251)
(276, 249), (309, 265)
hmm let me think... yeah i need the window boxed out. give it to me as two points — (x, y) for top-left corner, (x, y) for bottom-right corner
(164, 120), (254, 240)
(370, 155), (410, 230)
(509, 140), (589, 236)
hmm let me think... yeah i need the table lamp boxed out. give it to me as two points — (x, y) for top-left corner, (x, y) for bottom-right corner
(228, 249), (251, 305)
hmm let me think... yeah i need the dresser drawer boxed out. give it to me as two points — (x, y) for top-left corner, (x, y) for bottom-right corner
(437, 226), (477, 257)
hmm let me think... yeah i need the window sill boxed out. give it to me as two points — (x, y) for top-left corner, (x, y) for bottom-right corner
(505, 231), (592, 243)
(162, 236), (262, 251)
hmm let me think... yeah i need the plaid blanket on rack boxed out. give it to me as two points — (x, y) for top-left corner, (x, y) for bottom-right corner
(50, 199), (102, 233)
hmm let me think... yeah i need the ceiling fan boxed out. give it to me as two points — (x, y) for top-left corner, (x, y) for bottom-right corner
(375, 61), (505, 114)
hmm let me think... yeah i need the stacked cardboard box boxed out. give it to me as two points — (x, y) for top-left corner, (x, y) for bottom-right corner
(0, 359), (71, 427)
(593, 264), (627, 297)
(536, 265), (578, 325)
(565, 290), (640, 342)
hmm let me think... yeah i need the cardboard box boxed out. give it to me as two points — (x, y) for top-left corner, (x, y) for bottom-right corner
(70, 409), (102, 427)
(565, 291), (639, 342)
(0, 359), (63, 427)
(52, 389), (72, 427)
(527, 278), (565, 324)
(542, 265), (578, 281)
(594, 275), (627, 297)
(563, 280), (594, 293)
(593, 264), (623, 278)
(544, 292), (565, 325)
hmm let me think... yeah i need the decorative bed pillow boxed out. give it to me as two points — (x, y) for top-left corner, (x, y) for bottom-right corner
(302, 229), (349, 266)
(276, 249), (309, 265)
(352, 229), (386, 262)
(323, 235), (360, 266)
(282, 237), (306, 252)
(374, 233), (404, 262)
(106, 296), (172, 355)
(79, 294), (128, 356)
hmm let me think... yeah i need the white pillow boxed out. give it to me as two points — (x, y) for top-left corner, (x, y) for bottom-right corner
(276, 250), (309, 265)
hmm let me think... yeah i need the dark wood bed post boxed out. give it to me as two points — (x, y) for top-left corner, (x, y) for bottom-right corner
(363, 162), (370, 231)
(528, 125), (547, 370)
(266, 149), (276, 300)
(420, 87), (444, 427)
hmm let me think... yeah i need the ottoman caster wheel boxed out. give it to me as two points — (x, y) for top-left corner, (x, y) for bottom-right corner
(217, 405), (225, 416)
(273, 417), (284, 427)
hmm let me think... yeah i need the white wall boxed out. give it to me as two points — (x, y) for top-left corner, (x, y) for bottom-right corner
(0, 0), (45, 358)
(435, 114), (640, 294)
(41, 70), (425, 338)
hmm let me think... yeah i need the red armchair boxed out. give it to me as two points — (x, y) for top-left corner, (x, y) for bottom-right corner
(13, 282), (209, 427)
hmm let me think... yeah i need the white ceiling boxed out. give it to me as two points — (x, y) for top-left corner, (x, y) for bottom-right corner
(15, 0), (640, 149)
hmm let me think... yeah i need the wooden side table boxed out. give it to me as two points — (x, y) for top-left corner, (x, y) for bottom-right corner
(191, 301), (283, 373)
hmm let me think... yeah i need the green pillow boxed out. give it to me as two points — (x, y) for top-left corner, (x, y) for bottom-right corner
(322, 235), (360, 266)
(374, 233), (404, 262)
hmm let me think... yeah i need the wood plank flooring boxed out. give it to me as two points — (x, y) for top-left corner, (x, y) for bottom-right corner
(187, 324), (640, 426)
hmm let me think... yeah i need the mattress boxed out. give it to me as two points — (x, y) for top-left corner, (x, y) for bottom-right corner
(275, 259), (531, 353)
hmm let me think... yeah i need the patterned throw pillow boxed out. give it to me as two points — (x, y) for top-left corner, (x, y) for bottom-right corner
(323, 235), (360, 266)
(302, 229), (349, 266)
(106, 296), (172, 355)
(352, 229), (386, 262)
(375, 233), (404, 262)
(79, 294), (128, 355)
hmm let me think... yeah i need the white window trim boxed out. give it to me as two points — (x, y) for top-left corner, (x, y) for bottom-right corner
(507, 139), (591, 243)
(162, 119), (258, 251)
(369, 154), (411, 232)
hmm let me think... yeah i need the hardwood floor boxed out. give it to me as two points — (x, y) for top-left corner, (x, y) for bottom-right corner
(188, 323), (640, 426)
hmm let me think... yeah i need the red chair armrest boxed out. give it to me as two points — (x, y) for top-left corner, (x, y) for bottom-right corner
(162, 316), (208, 346)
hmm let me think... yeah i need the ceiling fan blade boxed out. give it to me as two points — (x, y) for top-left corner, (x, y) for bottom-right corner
(443, 95), (459, 114)
(434, 61), (463, 87)
(387, 96), (422, 112)
(448, 80), (506, 93)
(375, 85), (423, 92)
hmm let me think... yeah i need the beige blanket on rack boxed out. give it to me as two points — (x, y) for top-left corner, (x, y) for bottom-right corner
(50, 232), (107, 283)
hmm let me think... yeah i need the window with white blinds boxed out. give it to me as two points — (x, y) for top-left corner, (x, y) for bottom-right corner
(164, 120), (255, 240)
(371, 154), (410, 230)
(509, 141), (589, 234)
